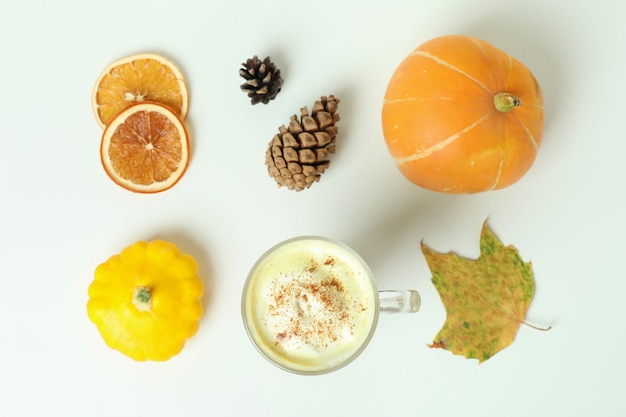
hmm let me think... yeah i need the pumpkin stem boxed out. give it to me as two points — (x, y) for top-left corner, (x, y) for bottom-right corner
(133, 286), (152, 313)
(494, 92), (522, 112)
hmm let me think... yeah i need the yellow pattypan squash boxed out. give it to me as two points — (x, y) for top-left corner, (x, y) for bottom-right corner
(87, 240), (203, 361)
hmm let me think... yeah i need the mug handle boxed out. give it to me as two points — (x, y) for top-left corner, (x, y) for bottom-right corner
(379, 290), (421, 313)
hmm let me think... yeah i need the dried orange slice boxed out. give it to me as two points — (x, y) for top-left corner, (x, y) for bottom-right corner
(100, 102), (190, 193)
(92, 53), (188, 128)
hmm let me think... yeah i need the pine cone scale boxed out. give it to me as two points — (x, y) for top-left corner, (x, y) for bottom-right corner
(284, 148), (298, 162)
(288, 162), (301, 174)
(298, 132), (317, 148)
(316, 162), (330, 173)
(313, 131), (331, 147)
(283, 133), (298, 148)
(298, 149), (316, 164)
(288, 118), (303, 134)
(315, 112), (334, 129)
(302, 116), (318, 131)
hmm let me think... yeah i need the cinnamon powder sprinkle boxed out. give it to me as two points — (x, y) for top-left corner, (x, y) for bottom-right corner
(268, 257), (362, 351)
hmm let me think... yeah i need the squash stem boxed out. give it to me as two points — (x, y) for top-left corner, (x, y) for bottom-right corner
(494, 92), (522, 112)
(133, 286), (152, 313)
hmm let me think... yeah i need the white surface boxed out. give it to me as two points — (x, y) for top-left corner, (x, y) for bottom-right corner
(1, 1), (623, 416)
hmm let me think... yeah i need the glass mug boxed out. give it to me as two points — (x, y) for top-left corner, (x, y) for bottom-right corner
(241, 236), (421, 375)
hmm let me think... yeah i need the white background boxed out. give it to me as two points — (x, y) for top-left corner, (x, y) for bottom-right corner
(1, 1), (623, 416)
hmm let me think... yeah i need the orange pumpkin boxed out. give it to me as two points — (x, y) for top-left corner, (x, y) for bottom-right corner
(382, 35), (544, 193)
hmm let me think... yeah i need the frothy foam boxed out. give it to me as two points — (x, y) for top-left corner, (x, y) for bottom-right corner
(243, 238), (378, 374)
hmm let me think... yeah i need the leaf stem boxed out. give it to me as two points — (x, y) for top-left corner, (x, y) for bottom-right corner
(522, 321), (552, 331)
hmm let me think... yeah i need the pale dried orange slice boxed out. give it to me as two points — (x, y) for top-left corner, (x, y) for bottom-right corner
(92, 53), (188, 128)
(100, 102), (190, 193)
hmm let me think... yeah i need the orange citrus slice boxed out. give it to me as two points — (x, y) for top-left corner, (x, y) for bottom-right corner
(100, 102), (190, 193)
(92, 53), (189, 128)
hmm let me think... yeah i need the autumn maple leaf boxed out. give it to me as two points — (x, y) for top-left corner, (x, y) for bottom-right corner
(422, 220), (545, 363)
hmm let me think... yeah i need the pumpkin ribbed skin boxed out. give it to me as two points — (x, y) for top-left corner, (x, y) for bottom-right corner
(382, 35), (544, 193)
(87, 240), (203, 361)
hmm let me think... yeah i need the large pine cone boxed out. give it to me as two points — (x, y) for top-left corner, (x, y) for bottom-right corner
(239, 55), (283, 105)
(266, 95), (340, 191)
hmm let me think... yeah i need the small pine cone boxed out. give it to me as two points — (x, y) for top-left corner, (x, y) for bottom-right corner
(239, 55), (283, 105)
(266, 95), (340, 191)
